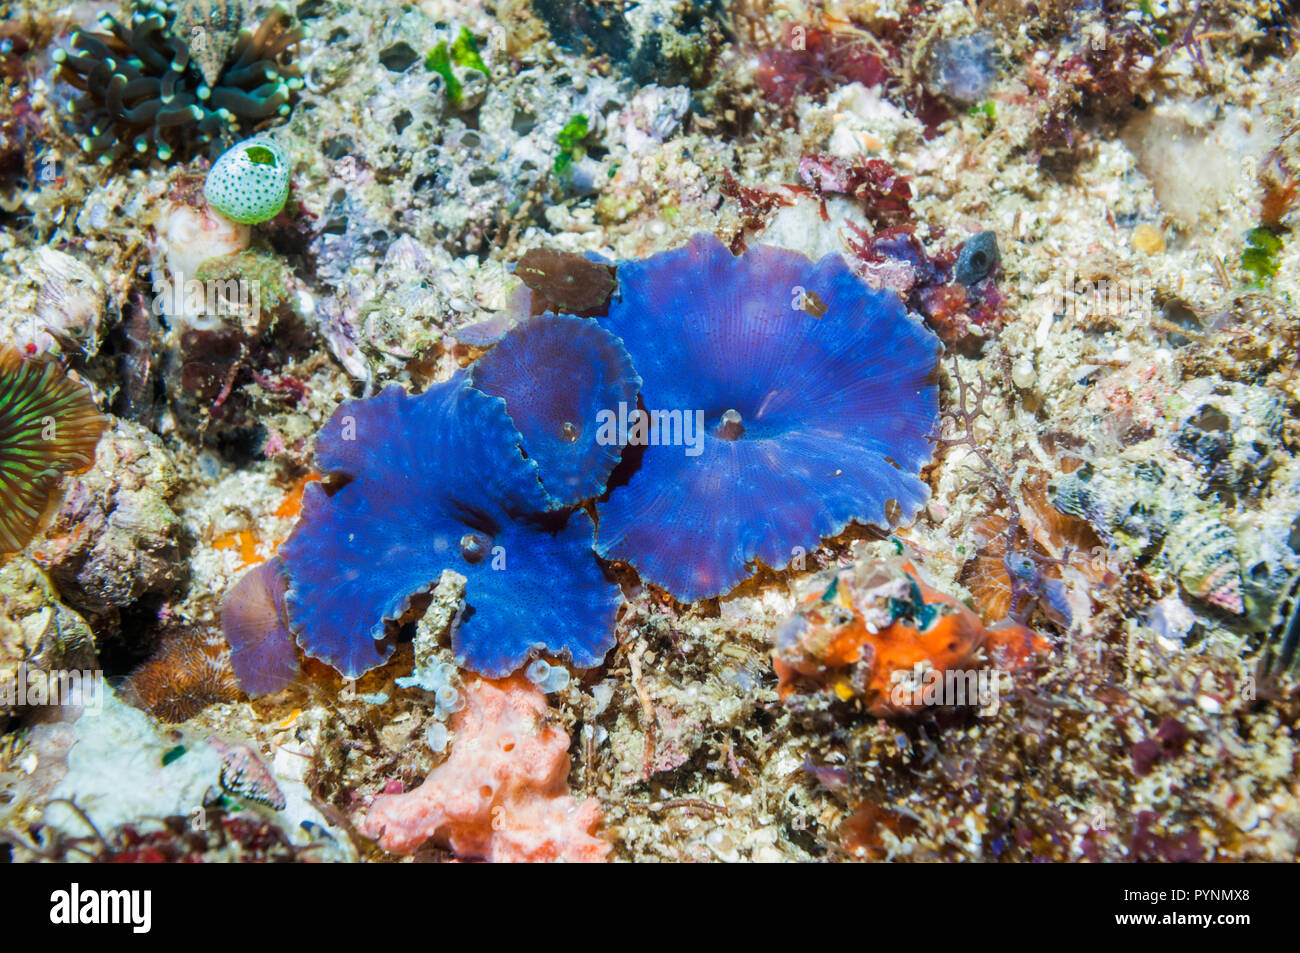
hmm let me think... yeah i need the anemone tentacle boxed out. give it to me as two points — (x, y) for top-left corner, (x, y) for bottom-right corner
(54, 0), (301, 164)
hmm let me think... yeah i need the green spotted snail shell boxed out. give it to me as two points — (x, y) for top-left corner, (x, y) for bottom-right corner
(204, 136), (290, 224)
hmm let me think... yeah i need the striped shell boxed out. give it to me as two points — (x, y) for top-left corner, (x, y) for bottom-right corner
(1050, 462), (1170, 556)
(1049, 474), (1101, 526)
(209, 737), (286, 809)
(174, 0), (249, 88)
(1262, 567), (1299, 676)
(1164, 513), (1244, 615)
(32, 248), (104, 354)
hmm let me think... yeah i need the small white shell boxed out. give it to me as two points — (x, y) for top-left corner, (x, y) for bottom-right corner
(30, 247), (105, 355)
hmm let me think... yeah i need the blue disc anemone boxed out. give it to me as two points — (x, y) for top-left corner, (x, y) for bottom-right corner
(276, 372), (621, 679)
(470, 313), (640, 506)
(595, 233), (941, 602)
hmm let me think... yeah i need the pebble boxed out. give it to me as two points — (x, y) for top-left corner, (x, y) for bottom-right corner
(1012, 357), (1036, 389)
(1132, 223), (1165, 254)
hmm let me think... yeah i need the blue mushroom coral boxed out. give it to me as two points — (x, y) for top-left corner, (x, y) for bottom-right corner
(594, 233), (941, 602)
(274, 371), (621, 679)
(470, 313), (640, 507)
(223, 232), (940, 688)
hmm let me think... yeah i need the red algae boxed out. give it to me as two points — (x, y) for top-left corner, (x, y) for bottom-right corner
(756, 24), (892, 108)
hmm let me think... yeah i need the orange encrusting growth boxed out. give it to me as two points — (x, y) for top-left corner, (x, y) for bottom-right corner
(213, 528), (264, 565)
(774, 562), (987, 716)
(839, 802), (921, 859)
(273, 471), (316, 518)
(985, 620), (1054, 672)
(773, 559), (1052, 717)
(211, 471), (318, 568)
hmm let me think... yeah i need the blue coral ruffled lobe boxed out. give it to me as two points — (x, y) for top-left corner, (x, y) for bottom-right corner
(244, 232), (938, 687)
(277, 372), (620, 679)
(594, 233), (941, 602)
(470, 313), (640, 506)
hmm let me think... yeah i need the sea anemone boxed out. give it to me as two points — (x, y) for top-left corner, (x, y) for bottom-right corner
(469, 314), (640, 506)
(53, 0), (301, 165)
(277, 372), (622, 679)
(0, 345), (106, 555)
(594, 233), (941, 602)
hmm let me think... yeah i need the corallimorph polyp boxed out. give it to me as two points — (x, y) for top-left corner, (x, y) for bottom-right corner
(595, 233), (941, 603)
(221, 555), (298, 695)
(470, 314), (640, 506)
(53, 0), (302, 165)
(276, 372), (621, 679)
(0, 345), (106, 555)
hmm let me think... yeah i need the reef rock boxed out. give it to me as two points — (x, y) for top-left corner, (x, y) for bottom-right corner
(31, 420), (184, 615)
(0, 558), (97, 721)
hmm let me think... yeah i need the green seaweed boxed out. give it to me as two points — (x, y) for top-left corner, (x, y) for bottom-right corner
(554, 113), (590, 174)
(450, 27), (490, 78)
(1138, 0), (1169, 46)
(425, 41), (462, 105)
(425, 28), (489, 107)
(1241, 226), (1283, 286)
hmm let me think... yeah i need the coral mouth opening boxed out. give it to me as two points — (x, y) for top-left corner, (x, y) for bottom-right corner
(716, 408), (745, 441)
(460, 532), (490, 564)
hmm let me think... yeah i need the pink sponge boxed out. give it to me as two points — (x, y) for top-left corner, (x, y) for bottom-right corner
(362, 675), (609, 862)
